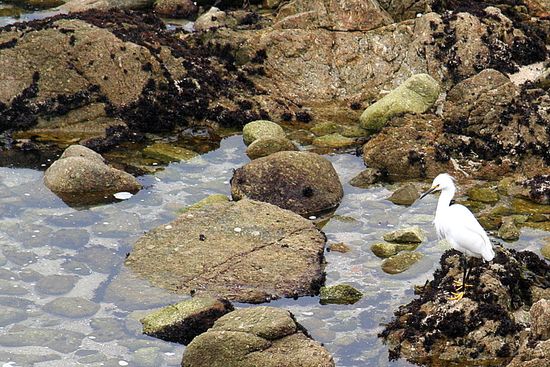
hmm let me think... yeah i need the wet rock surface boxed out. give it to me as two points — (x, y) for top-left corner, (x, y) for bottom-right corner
(381, 246), (550, 366)
(245, 136), (297, 159)
(44, 145), (141, 205)
(182, 306), (335, 367)
(381, 251), (423, 274)
(383, 226), (426, 243)
(388, 183), (420, 206)
(319, 284), (363, 305)
(141, 296), (234, 345)
(231, 151), (343, 217)
(126, 199), (327, 303)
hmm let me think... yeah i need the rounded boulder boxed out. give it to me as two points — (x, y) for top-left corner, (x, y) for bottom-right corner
(231, 151), (343, 216)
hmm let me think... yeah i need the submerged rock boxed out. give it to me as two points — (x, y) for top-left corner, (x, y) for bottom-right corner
(371, 242), (418, 258)
(359, 74), (440, 132)
(182, 306), (334, 367)
(383, 226), (425, 243)
(141, 296), (234, 345)
(319, 284), (363, 305)
(44, 145), (141, 205)
(177, 194), (230, 214)
(42, 297), (100, 318)
(327, 242), (351, 253)
(143, 143), (198, 163)
(381, 252), (423, 274)
(245, 136), (297, 160)
(231, 151), (343, 217)
(380, 247), (550, 366)
(242, 120), (285, 146)
(388, 183), (419, 206)
(312, 133), (356, 148)
(126, 199), (327, 303)
(349, 168), (381, 188)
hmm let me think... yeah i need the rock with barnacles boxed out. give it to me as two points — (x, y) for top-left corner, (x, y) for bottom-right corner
(380, 247), (550, 366)
(507, 298), (550, 367)
(231, 151), (343, 217)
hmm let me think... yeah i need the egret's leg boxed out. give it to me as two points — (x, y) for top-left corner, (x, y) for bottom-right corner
(450, 255), (470, 301)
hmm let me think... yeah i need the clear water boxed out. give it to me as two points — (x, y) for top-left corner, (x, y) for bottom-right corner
(0, 135), (548, 366)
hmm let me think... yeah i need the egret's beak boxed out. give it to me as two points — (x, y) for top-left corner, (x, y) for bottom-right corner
(420, 185), (438, 199)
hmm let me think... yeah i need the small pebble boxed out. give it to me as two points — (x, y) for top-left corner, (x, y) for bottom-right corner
(309, 216), (316, 220)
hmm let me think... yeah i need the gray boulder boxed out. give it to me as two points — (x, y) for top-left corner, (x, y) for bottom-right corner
(231, 151), (343, 217)
(182, 306), (334, 367)
(388, 183), (419, 205)
(44, 145), (141, 205)
(125, 199), (326, 303)
(141, 296), (234, 345)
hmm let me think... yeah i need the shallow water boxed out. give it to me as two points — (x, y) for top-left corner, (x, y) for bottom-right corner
(0, 136), (548, 367)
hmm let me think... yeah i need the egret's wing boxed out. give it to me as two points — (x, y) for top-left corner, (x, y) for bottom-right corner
(448, 204), (494, 260)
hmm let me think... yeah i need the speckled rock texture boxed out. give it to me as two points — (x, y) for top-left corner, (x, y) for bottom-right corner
(381, 246), (550, 366)
(231, 151), (343, 217)
(126, 199), (326, 303)
(182, 306), (335, 367)
(44, 145), (141, 205)
(141, 296), (234, 345)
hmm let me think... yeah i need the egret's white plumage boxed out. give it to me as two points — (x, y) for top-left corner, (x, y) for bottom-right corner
(423, 173), (495, 261)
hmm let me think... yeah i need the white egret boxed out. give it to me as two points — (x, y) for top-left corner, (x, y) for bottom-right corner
(420, 173), (495, 300)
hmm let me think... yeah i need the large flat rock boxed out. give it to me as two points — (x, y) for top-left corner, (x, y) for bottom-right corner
(125, 199), (326, 303)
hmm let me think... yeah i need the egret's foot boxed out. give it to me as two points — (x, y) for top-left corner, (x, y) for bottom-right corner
(452, 280), (473, 291)
(448, 291), (465, 301)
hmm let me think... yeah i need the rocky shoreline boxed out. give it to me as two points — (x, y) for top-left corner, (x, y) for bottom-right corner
(0, 0), (549, 366)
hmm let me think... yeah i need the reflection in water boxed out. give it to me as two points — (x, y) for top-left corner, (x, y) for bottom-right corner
(0, 136), (547, 366)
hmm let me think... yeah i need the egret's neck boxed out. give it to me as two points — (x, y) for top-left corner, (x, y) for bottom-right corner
(436, 186), (455, 216)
